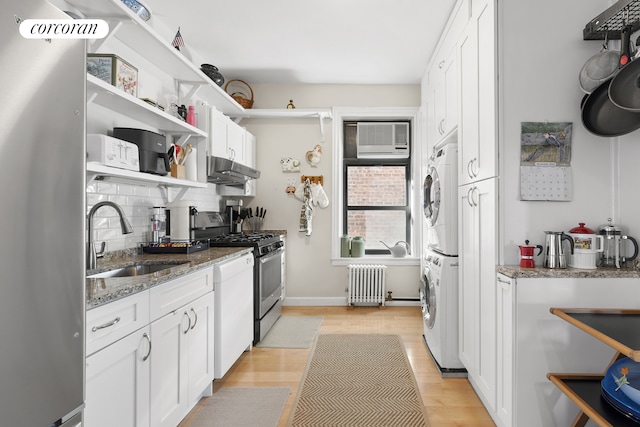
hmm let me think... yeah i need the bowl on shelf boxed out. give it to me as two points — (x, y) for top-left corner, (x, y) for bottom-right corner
(121, 0), (151, 21)
(601, 357), (640, 421)
(200, 64), (225, 87)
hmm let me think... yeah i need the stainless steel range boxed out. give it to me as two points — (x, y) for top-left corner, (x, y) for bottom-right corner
(189, 210), (284, 344)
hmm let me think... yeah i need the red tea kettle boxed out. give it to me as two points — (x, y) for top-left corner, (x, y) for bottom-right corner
(518, 240), (543, 268)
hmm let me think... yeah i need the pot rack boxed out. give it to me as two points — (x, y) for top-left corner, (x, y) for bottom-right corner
(584, 0), (640, 40)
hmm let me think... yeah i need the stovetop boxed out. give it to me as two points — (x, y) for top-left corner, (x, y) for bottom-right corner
(207, 232), (281, 250)
(209, 233), (276, 244)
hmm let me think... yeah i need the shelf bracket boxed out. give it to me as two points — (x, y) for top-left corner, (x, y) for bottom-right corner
(174, 134), (192, 147)
(177, 80), (204, 105)
(89, 19), (122, 51)
(318, 113), (327, 142)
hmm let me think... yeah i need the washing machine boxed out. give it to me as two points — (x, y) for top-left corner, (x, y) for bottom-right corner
(423, 142), (458, 256)
(421, 249), (466, 377)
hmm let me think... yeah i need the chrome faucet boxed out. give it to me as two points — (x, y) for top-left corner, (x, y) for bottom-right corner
(87, 201), (133, 270)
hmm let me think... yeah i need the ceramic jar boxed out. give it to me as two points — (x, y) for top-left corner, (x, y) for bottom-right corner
(568, 222), (603, 269)
(351, 236), (365, 257)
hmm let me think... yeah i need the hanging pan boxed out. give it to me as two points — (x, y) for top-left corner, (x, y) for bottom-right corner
(609, 34), (640, 111)
(579, 33), (620, 94)
(581, 77), (640, 137)
(581, 26), (640, 137)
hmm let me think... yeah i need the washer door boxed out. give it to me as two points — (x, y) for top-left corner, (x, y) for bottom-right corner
(423, 163), (440, 226)
(421, 267), (437, 329)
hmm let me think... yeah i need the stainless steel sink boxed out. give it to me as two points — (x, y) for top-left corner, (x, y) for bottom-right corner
(87, 262), (188, 279)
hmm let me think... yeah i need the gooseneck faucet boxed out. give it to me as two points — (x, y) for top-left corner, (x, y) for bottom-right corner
(87, 201), (134, 270)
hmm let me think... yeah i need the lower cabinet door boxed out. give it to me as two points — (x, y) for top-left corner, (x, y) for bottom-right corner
(85, 326), (151, 427)
(150, 309), (190, 427)
(187, 292), (215, 408)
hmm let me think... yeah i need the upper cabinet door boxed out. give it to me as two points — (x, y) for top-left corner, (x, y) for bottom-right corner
(458, 0), (497, 186)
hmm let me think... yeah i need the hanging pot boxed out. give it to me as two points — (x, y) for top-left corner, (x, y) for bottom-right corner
(609, 34), (640, 111)
(579, 34), (619, 94)
(580, 26), (640, 137)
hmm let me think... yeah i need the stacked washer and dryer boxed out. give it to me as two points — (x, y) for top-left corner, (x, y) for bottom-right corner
(421, 140), (467, 377)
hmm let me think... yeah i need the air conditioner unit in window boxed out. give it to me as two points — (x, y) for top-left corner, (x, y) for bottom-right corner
(356, 122), (410, 159)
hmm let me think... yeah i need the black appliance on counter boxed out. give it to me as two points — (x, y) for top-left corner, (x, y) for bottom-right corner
(113, 128), (170, 175)
(191, 210), (284, 344)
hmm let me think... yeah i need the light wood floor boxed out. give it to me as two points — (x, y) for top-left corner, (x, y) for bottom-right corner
(179, 306), (495, 427)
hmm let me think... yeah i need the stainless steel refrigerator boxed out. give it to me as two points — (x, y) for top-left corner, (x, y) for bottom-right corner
(1, 1), (85, 426)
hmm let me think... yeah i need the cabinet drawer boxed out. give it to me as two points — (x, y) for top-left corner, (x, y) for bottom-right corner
(86, 290), (150, 356)
(150, 267), (213, 321)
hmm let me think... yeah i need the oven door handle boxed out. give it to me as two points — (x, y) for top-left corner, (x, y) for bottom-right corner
(259, 247), (284, 264)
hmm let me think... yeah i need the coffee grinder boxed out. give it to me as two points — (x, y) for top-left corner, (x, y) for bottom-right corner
(150, 206), (167, 242)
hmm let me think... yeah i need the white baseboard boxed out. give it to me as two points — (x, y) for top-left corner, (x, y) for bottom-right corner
(282, 297), (420, 307)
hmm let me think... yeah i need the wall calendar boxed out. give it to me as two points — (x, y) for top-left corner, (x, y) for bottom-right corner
(519, 121), (572, 201)
(520, 165), (572, 201)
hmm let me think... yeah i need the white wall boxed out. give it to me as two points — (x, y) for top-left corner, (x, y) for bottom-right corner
(241, 84), (422, 302)
(499, 0), (629, 265)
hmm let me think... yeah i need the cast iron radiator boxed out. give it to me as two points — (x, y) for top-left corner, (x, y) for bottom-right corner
(347, 264), (387, 308)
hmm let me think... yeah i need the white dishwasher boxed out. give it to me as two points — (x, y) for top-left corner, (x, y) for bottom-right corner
(213, 252), (254, 378)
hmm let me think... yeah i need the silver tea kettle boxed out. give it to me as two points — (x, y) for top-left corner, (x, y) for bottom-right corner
(597, 218), (639, 268)
(543, 231), (574, 269)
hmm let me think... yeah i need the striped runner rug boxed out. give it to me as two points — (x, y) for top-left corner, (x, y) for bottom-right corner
(287, 334), (428, 427)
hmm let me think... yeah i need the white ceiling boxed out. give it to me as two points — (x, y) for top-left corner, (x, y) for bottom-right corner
(147, 0), (457, 85)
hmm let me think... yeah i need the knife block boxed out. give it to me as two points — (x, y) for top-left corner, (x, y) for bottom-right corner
(170, 164), (185, 179)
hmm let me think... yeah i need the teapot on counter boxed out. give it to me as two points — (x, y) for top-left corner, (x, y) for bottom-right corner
(380, 241), (410, 257)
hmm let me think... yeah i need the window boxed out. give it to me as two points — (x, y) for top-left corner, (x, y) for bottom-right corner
(343, 121), (411, 255)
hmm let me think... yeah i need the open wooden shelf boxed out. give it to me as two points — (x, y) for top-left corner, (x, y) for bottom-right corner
(549, 307), (640, 427)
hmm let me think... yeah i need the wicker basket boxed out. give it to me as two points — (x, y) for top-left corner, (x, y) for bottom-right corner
(224, 79), (254, 109)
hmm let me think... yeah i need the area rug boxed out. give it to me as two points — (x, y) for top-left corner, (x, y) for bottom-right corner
(287, 334), (428, 427)
(190, 387), (290, 427)
(256, 316), (323, 348)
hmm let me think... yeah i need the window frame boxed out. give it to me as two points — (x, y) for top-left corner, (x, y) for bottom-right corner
(331, 107), (421, 265)
(342, 157), (412, 255)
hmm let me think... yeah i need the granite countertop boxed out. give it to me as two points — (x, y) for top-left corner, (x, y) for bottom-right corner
(86, 247), (253, 310)
(262, 229), (287, 236)
(497, 265), (640, 279)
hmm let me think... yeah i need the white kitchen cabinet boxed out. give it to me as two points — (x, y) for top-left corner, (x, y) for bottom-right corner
(149, 291), (214, 427)
(85, 326), (151, 427)
(213, 252), (254, 378)
(458, 177), (497, 412)
(149, 304), (189, 427)
(149, 267), (215, 427)
(84, 266), (216, 427)
(494, 273), (640, 427)
(458, 0), (497, 186)
(199, 105), (248, 164)
(86, 290), (150, 357)
(430, 49), (458, 140)
(422, 0), (469, 149)
(495, 274), (513, 427)
(226, 119), (246, 163)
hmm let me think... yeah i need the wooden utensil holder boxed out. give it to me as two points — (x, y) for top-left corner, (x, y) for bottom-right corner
(170, 164), (185, 179)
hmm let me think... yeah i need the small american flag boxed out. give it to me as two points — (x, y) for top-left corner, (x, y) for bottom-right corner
(171, 27), (184, 50)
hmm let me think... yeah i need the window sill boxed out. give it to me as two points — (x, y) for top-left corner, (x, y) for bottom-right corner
(331, 256), (420, 267)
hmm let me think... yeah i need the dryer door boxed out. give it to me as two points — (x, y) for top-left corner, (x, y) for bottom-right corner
(423, 163), (441, 226)
(421, 267), (437, 329)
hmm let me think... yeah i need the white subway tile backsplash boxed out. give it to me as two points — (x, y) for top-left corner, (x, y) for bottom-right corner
(96, 182), (118, 195)
(89, 183), (224, 253)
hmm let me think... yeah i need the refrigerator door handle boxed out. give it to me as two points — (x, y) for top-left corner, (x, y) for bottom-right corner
(91, 316), (121, 332)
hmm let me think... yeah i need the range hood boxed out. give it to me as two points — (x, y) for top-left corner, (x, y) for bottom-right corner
(207, 156), (261, 186)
